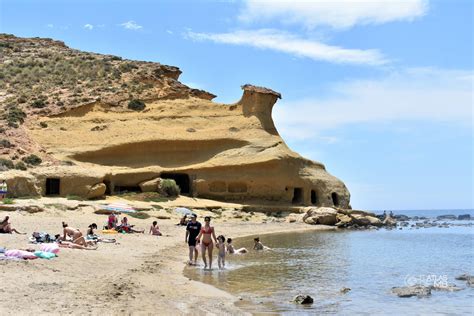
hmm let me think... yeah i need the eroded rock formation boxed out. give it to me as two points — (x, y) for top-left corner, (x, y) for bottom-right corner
(0, 35), (350, 208)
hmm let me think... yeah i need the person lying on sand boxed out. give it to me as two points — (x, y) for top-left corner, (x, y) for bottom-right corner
(0, 216), (26, 234)
(57, 240), (98, 250)
(253, 237), (271, 251)
(61, 222), (95, 247)
(226, 238), (248, 254)
(118, 217), (144, 233)
(149, 221), (162, 236)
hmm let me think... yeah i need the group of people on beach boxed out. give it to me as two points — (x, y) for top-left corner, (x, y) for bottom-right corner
(184, 213), (269, 270)
(2, 209), (267, 269)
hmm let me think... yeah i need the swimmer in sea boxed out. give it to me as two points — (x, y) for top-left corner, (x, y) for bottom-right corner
(226, 238), (248, 254)
(253, 237), (271, 251)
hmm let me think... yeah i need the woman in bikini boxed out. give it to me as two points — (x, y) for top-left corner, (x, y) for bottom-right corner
(61, 222), (93, 247)
(0, 216), (25, 234)
(195, 216), (218, 270)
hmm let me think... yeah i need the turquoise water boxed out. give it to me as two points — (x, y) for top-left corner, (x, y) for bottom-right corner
(185, 210), (474, 315)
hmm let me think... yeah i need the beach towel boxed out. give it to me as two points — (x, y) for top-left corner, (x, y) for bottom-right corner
(5, 249), (38, 260)
(40, 243), (60, 254)
(34, 251), (56, 259)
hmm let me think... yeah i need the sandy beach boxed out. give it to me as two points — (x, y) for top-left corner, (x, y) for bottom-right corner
(0, 197), (333, 315)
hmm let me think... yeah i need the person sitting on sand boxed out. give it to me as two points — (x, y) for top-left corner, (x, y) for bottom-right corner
(86, 223), (115, 243)
(118, 217), (144, 233)
(61, 222), (94, 247)
(178, 215), (188, 226)
(195, 216), (218, 270)
(216, 235), (226, 269)
(253, 237), (270, 251)
(149, 221), (162, 236)
(107, 213), (118, 229)
(0, 216), (26, 234)
(226, 238), (248, 254)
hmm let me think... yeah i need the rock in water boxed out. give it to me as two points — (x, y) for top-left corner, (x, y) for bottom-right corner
(430, 284), (463, 292)
(455, 274), (474, 287)
(436, 215), (456, 220)
(391, 286), (431, 298)
(340, 287), (351, 294)
(292, 294), (314, 305)
(457, 214), (471, 220)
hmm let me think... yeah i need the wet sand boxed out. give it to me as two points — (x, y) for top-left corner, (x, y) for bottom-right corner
(0, 199), (333, 315)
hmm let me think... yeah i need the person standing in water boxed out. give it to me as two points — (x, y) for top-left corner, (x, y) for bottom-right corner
(195, 216), (218, 270)
(216, 235), (226, 269)
(185, 214), (201, 265)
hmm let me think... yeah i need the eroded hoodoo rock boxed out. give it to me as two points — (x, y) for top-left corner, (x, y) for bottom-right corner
(1, 35), (350, 208)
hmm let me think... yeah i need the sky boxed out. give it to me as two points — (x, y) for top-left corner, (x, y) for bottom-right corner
(0, 0), (472, 210)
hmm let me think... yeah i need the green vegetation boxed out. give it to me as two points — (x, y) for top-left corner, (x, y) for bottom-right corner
(0, 139), (11, 148)
(14, 161), (27, 170)
(22, 154), (42, 166)
(39, 121), (48, 128)
(128, 211), (151, 220)
(2, 198), (14, 205)
(31, 99), (46, 108)
(0, 158), (14, 169)
(159, 179), (180, 197)
(128, 99), (146, 111)
(66, 195), (84, 201)
(4, 106), (26, 128)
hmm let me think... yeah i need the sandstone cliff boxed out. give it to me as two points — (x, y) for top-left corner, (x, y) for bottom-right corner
(0, 34), (350, 208)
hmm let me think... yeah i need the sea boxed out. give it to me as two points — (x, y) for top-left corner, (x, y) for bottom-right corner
(184, 209), (474, 315)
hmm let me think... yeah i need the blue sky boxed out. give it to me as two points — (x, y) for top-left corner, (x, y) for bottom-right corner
(1, 0), (472, 210)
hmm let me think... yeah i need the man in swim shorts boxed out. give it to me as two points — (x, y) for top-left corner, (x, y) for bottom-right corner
(185, 214), (201, 265)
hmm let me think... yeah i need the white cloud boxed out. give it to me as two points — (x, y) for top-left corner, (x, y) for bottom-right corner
(166, 30), (173, 34)
(83, 24), (94, 30)
(240, 0), (428, 29)
(186, 29), (387, 66)
(273, 68), (473, 140)
(46, 24), (54, 28)
(120, 20), (143, 30)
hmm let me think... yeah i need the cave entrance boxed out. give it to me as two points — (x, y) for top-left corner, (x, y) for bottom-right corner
(292, 187), (303, 204)
(332, 192), (340, 207)
(103, 180), (113, 195)
(114, 185), (141, 195)
(45, 178), (60, 196)
(311, 190), (318, 205)
(160, 173), (190, 195)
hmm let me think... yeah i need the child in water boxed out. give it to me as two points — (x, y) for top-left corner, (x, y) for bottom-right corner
(216, 235), (226, 269)
(253, 237), (270, 250)
(226, 238), (248, 254)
